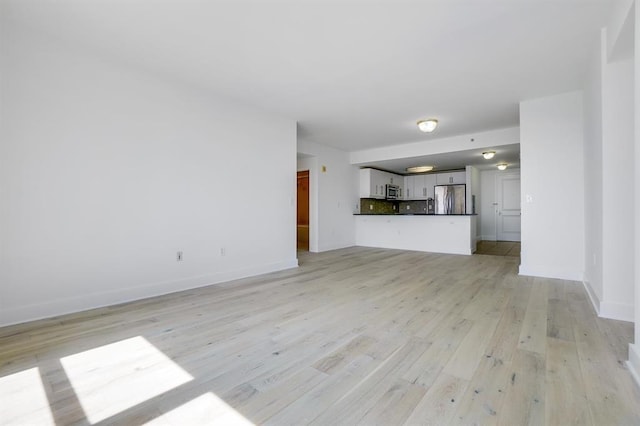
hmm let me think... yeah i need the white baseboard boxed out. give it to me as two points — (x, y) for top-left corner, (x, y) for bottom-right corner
(582, 280), (601, 316)
(599, 300), (634, 322)
(580, 281), (634, 322)
(519, 264), (583, 282)
(317, 242), (355, 253)
(0, 258), (299, 327)
(628, 344), (640, 389)
(480, 235), (497, 241)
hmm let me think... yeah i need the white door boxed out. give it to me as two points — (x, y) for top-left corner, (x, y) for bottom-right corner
(496, 173), (521, 241)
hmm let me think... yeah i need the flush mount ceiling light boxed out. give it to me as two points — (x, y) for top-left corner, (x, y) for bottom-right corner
(497, 163), (508, 171)
(406, 166), (434, 173)
(482, 151), (496, 159)
(417, 119), (438, 133)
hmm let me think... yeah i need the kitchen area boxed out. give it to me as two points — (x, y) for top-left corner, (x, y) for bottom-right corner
(354, 166), (479, 255)
(299, 131), (521, 256)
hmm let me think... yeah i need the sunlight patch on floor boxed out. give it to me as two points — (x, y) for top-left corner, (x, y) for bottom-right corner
(144, 392), (255, 425)
(60, 336), (193, 423)
(0, 367), (54, 425)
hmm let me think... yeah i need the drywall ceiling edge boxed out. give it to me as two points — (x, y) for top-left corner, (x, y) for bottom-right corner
(349, 126), (519, 165)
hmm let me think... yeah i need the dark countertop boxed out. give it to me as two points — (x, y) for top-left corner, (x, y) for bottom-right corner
(354, 213), (477, 216)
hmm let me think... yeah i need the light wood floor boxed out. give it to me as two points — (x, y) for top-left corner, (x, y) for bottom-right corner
(475, 241), (521, 257)
(1, 247), (639, 425)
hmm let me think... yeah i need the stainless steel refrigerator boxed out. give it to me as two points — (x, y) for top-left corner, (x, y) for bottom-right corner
(434, 184), (466, 214)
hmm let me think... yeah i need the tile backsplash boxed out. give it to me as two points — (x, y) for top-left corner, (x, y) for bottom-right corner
(360, 198), (397, 214)
(398, 200), (428, 214)
(359, 199), (428, 214)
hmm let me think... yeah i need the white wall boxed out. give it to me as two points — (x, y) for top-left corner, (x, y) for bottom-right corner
(583, 29), (605, 305)
(629, 0), (640, 386)
(582, 8), (635, 323)
(601, 50), (634, 320)
(297, 139), (357, 252)
(0, 24), (298, 326)
(519, 91), (585, 281)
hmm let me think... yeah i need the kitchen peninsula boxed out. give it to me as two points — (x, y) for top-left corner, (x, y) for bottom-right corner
(354, 213), (477, 255)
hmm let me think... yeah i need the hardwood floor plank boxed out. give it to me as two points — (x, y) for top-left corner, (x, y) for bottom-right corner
(518, 278), (549, 355)
(403, 372), (468, 426)
(442, 316), (500, 380)
(356, 378), (426, 425)
(545, 337), (592, 425)
(546, 282), (574, 342)
(453, 347), (512, 425)
(308, 338), (431, 425)
(228, 367), (328, 424)
(401, 317), (473, 388)
(496, 349), (545, 426)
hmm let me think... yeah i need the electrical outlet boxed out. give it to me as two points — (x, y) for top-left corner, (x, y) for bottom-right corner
(220, 247), (226, 256)
(406, 205), (410, 210)
(177, 251), (183, 261)
(369, 204), (373, 210)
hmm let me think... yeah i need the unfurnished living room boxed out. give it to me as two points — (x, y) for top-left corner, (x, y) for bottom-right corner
(1, 1), (640, 425)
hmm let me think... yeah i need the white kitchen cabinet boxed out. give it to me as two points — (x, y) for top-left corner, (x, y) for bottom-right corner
(405, 174), (437, 200)
(424, 174), (437, 199)
(359, 168), (404, 199)
(360, 168), (383, 199)
(413, 175), (426, 200)
(404, 176), (415, 200)
(436, 171), (466, 185)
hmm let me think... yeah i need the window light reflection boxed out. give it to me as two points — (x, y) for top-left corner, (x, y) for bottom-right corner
(0, 367), (55, 425)
(60, 336), (193, 424)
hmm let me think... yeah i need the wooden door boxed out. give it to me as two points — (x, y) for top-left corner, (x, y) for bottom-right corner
(297, 171), (309, 250)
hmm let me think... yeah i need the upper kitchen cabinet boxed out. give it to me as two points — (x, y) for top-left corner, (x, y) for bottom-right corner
(424, 174), (437, 199)
(359, 168), (404, 199)
(436, 171), (466, 185)
(404, 174), (437, 200)
(404, 175), (417, 200)
(405, 175), (423, 200)
(360, 168), (384, 199)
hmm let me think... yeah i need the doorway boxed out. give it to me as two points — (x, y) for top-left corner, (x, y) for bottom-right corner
(297, 170), (309, 251)
(496, 172), (521, 241)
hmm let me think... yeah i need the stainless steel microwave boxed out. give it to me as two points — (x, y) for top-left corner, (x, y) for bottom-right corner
(385, 184), (399, 200)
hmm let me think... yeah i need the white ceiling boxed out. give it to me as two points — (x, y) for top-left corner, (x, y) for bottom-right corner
(3, 0), (615, 156)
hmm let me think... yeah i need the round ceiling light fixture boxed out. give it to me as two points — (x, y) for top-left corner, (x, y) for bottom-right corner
(406, 166), (434, 173)
(482, 151), (496, 159)
(417, 119), (438, 133)
(497, 163), (508, 171)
